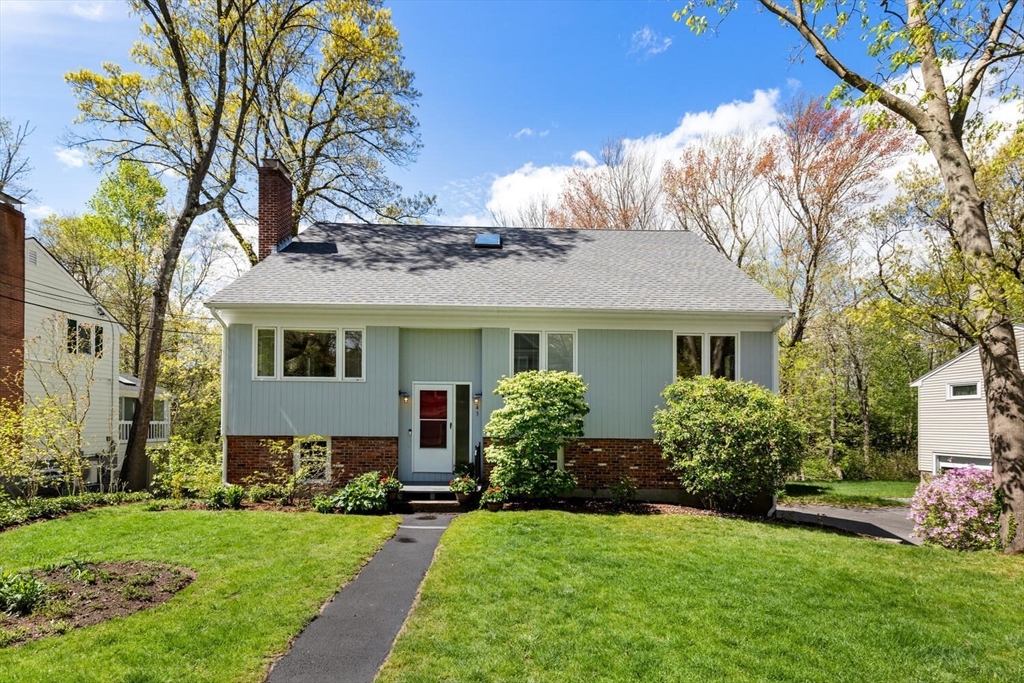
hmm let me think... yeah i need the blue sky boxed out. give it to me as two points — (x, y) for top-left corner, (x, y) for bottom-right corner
(0, 0), (850, 225)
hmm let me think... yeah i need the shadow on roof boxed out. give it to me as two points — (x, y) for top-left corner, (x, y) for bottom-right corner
(278, 223), (595, 274)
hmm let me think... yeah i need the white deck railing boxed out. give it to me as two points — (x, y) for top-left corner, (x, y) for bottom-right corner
(118, 421), (170, 443)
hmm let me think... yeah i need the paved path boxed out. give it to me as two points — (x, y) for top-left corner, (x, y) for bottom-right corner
(775, 504), (919, 545)
(268, 513), (456, 683)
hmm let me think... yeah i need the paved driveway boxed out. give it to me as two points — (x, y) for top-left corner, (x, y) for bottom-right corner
(775, 504), (919, 545)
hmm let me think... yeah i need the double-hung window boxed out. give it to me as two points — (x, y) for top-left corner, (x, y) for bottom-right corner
(254, 327), (364, 380)
(66, 319), (102, 356)
(512, 331), (576, 374)
(675, 333), (738, 381)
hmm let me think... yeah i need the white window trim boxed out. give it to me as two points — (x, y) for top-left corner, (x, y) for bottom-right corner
(293, 436), (332, 483)
(673, 332), (741, 380)
(252, 326), (367, 382)
(509, 330), (578, 374)
(341, 328), (366, 381)
(946, 382), (981, 400)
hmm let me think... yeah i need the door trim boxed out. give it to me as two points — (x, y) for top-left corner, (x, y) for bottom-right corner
(412, 382), (454, 474)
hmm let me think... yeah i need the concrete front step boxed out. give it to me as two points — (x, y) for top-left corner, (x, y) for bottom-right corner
(390, 499), (467, 514)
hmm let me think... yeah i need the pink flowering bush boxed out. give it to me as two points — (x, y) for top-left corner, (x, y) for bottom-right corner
(910, 467), (1002, 551)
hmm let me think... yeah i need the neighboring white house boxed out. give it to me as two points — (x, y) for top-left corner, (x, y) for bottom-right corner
(910, 327), (1024, 475)
(118, 373), (171, 454)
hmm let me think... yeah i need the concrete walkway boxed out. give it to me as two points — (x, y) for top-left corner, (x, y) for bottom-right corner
(268, 513), (456, 683)
(776, 504), (919, 545)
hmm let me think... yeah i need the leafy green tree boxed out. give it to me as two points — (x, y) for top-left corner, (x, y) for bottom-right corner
(485, 371), (589, 499)
(65, 0), (316, 490)
(676, 0), (1024, 552)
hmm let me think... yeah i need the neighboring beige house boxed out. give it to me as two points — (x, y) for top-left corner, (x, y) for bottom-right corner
(910, 328), (1024, 475)
(22, 237), (123, 487)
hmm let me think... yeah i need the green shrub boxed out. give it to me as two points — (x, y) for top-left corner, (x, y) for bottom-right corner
(0, 569), (49, 616)
(331, 472), (387, 514)
(0, 492), (151, 531)
(223, 485), (244, 509)
(206, 487), (227, 509)
(311, 494), (335, 514)
(609, 476), (637, 506)
(484, 371), (588, 499)
(150, 437), (222, 499)
(653, 376), (803, 511)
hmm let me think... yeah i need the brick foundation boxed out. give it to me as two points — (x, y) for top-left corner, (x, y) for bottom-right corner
(482, 437), (676, 490)
(225, 436), (399, 487)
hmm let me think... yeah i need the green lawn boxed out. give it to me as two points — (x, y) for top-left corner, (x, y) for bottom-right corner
(377, 511), (1024, 683)
(777, 479), (920, 507)
(0, 505), (398, 682)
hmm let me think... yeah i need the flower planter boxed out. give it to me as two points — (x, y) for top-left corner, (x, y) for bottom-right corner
(456, 492), (472, 505)
(486, 501), (503, 512)
(386, 491), (399, 502)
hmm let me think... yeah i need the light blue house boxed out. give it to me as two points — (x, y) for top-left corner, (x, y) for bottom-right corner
(206, 161), (791, 497)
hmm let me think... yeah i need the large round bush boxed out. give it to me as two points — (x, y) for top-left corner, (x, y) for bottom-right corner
(653, 376), (802, 510)
(910, 467), (1001, 551)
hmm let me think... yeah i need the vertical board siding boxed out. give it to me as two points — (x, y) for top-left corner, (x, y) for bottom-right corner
(225, 324), (398, 437)
(577, 329), (673, 439)
(739, 331), (775, 390)
(481, 328), (510, 435)
(397, 329), (482, 482)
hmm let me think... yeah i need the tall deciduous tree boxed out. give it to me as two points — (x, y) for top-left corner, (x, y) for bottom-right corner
(0, 117), (34, 202)
(677, 0), (1024, 551)
(663, 132), (772, 272)
(217, 0), (433, 265)
(66, 0), (315, 490)
(548, 138), (664, 230)
(766, 98), (909, 348)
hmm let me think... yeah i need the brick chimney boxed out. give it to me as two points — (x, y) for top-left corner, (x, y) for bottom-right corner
(0, 191), (25, 406)
(258, 158), (294, 261)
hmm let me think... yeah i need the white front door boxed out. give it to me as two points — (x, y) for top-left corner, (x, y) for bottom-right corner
(412, 383), (454, 474)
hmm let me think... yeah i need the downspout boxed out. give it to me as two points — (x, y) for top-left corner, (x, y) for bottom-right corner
(209, 306), (229, 485)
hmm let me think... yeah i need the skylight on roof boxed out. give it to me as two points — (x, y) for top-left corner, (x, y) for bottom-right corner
(474, 233), (502, 249)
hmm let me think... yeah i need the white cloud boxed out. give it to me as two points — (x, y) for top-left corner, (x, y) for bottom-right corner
(464, 90), (783, 222)
(571, 150), (598, 167)
(514, 128), (535, 139)
(70, 2), (108, 20)
(539, 130), (550, 138)
(54, 147), (87, 168)
(26, 205), (55, 220)
(630, 26), (672, 57)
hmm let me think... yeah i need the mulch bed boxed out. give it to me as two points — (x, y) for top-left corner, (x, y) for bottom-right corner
(1, 562), (196, 648)
(504, 498), (731, 517)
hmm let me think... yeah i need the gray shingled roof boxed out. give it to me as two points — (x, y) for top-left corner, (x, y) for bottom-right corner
(207, 223), (791, 315)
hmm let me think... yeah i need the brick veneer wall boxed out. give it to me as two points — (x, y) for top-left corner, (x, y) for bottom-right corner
(257, 160), (293, 261)
(0, 198), (25, 406)
(225, 435), (399, 487)
(481, 437), (676, 490)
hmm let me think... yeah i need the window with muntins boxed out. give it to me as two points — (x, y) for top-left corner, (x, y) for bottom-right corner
(675, 333), (737, 381)
(295, 438), (330, 482)
(512, 331), (576, 374)
(66, 319), (95, 355)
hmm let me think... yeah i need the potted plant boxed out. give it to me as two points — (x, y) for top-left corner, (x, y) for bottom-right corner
(380, 473), (403, 502)
(480, 486), (506, 512)
(449, 475), (477, 504)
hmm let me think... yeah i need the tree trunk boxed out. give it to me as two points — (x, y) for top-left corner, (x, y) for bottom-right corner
(120, 208), (197, 491)
(927, 128), (1024, 553)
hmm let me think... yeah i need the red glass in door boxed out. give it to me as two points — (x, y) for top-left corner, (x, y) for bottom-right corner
(419, 390), (448, 448)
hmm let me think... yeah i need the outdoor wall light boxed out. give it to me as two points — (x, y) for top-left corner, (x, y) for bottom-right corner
(473, 394), (482, 408)
(400, 391), (410, 404)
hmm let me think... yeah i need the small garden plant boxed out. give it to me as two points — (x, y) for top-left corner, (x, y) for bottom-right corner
(330, 472), (388, 514)
(485, 371), (589, 499)
(910, 467), (1003, 550)
(653, 376), (802, 511)
(479, 486), (506, 509)
(449, 475), (477, 496)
